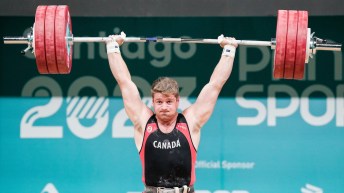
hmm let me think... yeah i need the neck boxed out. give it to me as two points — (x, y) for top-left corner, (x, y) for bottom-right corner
(157, 113), (178, 125)
(157, 113), (178, 133)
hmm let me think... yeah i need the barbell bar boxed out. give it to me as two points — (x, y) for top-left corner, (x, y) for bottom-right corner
(3, 5), (342, 79)
(3, 35), (274, 45)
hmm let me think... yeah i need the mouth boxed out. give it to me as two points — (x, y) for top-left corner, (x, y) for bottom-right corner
(159, 111), (170, 115)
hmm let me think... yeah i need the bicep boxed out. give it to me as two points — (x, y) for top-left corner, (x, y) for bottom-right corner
(120, 80), (152, 126)
(186, 83), (221, 128)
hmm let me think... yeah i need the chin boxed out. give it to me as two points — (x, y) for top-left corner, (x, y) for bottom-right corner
(157, 113), (172, 120)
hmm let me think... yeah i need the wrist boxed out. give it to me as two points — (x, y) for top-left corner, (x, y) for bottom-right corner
(107, 41), (120, 54)
(222, 45), (236, 58)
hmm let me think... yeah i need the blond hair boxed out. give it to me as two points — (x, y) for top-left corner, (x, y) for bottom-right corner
(151, 77), (179, 98)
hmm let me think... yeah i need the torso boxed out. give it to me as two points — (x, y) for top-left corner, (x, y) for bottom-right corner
(138, 113), (197, 188)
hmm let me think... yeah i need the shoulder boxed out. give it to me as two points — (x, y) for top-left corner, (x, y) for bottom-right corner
(146, 114), (157, 124)
(177, 113), (187, 123)
(134, 110), (154, 135)
(182, 110), (201, 132)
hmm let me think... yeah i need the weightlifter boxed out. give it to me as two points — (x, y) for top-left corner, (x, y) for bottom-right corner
(106, 32), (237, 193)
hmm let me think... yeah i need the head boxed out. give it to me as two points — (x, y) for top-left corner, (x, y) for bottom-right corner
(151, 77), (180, 121)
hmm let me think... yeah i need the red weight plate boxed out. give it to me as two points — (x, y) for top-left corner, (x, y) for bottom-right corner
(55, 5), (73, 74)
(284, 10), (298, 79)
(294, 11), (308, 80)
(273, 10), (288, 79)
(45, 5), (59, 74)
(34, 5), (48, 74)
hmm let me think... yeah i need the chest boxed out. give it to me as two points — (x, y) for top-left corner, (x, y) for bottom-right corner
(159, 125), (175, 134)
(146, 128), (188, 151)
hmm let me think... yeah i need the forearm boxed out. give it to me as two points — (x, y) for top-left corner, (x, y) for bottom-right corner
(106, 33), (132, 85)
(209, 53), (235, 88)
(108, 52), (132, 85)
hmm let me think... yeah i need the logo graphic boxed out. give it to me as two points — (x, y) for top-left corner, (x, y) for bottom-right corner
(41, 183), (59, 193)
(147, 125), (153, 133)
(67, 96), (109, 139)
(177, 123), (187, 130)
(301, 184), (323, 193)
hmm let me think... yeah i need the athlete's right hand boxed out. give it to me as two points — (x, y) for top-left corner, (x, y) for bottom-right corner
(106, 31), (126, 46)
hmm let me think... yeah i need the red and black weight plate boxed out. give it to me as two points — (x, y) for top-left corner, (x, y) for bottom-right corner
(284, 10), (298, 79)
(55, 5), (73, 74)
(294, 11), (308, 80)
(45, 5), (59, 73)
(34, 5), (49, 74)
(273, 10), (288, 79)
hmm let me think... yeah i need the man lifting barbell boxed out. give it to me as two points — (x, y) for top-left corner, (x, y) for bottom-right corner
(2, 5), (342, 193)
(106, 32), (237, 193)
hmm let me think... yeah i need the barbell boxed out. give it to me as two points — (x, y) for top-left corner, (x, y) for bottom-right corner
(3, 5), (342, 79)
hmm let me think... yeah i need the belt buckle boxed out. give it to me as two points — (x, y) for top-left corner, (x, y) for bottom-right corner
(157, 187), (176, 193)
(157, 187), (165, 193)
(156, 186), (186, 193)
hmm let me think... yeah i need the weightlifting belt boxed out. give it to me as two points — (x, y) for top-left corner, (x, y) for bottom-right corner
(144, 185), (194, 193)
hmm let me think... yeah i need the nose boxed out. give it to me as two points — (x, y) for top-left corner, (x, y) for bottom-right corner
(161, 102), (169, 110)
(161, 103), (167, 108)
